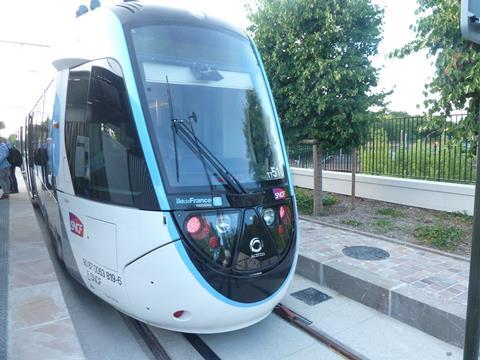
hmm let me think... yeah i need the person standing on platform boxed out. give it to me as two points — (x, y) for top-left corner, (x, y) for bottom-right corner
(8, 142), (19, 194)
(0, 137), (11, 200)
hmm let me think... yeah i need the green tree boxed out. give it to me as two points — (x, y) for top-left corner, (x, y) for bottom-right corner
(384, 111), (411, 119)
(248, 0), (384, 215)
(8, 134), (17, 146)
(243, 90), (270, 180)
(392, 0), (480, 139)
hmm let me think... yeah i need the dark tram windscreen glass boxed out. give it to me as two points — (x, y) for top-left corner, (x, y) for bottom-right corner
(130, 25), (287, 193)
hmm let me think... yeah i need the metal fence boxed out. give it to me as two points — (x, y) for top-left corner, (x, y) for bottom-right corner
(288, 114), (477, 184)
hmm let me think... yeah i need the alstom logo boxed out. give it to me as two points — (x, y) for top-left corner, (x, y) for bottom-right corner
(69, 212), (84, 237)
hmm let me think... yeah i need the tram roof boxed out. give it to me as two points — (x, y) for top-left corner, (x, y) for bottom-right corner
(110, 2), (247, 39)
(52, 2), (248, 72)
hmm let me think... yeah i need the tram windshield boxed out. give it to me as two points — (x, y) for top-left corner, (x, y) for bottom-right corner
(130, 24), (287, 193)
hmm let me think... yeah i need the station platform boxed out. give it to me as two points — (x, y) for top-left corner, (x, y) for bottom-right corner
(0, 176), (84, 359)
(0, 173), (465, 359)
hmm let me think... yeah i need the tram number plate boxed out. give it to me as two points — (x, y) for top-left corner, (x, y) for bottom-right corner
(82, 258), (123, 286)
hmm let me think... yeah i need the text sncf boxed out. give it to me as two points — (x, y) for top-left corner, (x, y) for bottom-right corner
(273, 188), (287, 200)
(69, 212), (84, 237)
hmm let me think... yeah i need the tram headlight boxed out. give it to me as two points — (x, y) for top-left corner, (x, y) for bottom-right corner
(186, 215), (210, 241)
(216, 214), (232, 234)
(180, 211), (241, 268)
(186, 215), (202, 234)
(279, 205), (292, 225)
(262, 208), (276, 226)
(264, 201), (295, 255)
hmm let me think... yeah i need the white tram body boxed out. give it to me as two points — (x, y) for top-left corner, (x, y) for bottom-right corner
(22, 2), (298, 333)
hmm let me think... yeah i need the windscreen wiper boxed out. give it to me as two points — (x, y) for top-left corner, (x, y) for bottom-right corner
(165, 77), (214, 192)
(172, 118), (247, 195)
(165, 76), (226, 191)
(165, 78), (264, 206)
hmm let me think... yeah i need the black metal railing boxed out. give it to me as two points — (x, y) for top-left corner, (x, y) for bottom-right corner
(288, 114), (477, 184)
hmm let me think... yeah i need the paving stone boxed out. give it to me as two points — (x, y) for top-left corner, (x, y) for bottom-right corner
(447, 285), (463, 293)
(412, 281), (427, 289)
(12, 318), (83, 360)
(421, 277), (434, 285)
(451, 284), (468, 292)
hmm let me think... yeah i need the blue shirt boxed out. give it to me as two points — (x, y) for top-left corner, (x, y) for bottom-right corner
(0, 143), (10, 169)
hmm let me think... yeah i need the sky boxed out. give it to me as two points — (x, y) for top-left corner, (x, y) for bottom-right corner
(0, 0), (434, 137)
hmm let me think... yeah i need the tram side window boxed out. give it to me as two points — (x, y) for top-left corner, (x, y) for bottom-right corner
(65, 59), (159, 210)
(44, 82), (55, 186)
(65, 63), (90, 196)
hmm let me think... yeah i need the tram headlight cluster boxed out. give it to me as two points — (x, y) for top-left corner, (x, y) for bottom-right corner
(182, 211), (241, 267)
(262, 202), (294, 254)
(179, 201), (295, 269)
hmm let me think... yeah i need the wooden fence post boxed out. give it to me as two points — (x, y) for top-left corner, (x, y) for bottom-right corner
(300, 139), (321, 215)
(352, 148), (357, 209)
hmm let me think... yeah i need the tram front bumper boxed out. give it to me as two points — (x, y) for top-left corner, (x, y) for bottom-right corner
(123, 240), (292, 333)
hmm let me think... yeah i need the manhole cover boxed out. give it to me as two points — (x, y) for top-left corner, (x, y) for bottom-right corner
(342, 246), (390, 261)
(290, 287), (332, 306)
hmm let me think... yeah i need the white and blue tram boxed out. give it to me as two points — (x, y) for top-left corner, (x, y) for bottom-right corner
(22, 2), (298, 333)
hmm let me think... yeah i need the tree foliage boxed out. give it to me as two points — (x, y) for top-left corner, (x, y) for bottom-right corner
(8, 134), (17, 146)
(392, 0), (480, 139)
(247, 0), (385, 151)
(243, 90), (270, 179)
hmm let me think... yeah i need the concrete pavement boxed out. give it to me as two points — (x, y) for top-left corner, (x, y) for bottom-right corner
(1, 175), (84, 359)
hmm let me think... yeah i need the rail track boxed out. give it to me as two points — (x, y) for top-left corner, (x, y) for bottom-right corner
(133, 304), (366, 360)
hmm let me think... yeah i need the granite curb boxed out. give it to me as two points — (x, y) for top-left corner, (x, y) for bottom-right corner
(297, 217), (468, 348)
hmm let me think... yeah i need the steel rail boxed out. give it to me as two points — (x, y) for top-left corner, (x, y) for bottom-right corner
(139, 303), (363, 360)
(274, 304), (368, 360)
(128, 318), (172, 360)
(182, 333), (222, 360)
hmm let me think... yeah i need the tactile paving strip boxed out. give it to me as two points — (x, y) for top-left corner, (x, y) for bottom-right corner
(0, 201), (9, 359)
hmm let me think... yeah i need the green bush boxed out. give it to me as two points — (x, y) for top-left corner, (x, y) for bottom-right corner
(323, 195), (338, 207)
(435, 210), (472, 225)
(341, 218), (362, 227)
(376, 208), (405, 218)
(295, 189), (338, 214)
(295, 188), (313, 215)
(451, 211), (473, 224)
(371, 219), (394, 233)
(413, 224), (463, 250)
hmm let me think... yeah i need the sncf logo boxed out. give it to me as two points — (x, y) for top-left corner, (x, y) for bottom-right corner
(69, 212), (84, 237)
(273, 188), (287, 200)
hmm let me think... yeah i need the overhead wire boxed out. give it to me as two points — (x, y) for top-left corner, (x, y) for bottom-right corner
(0, 39), (51, 48)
